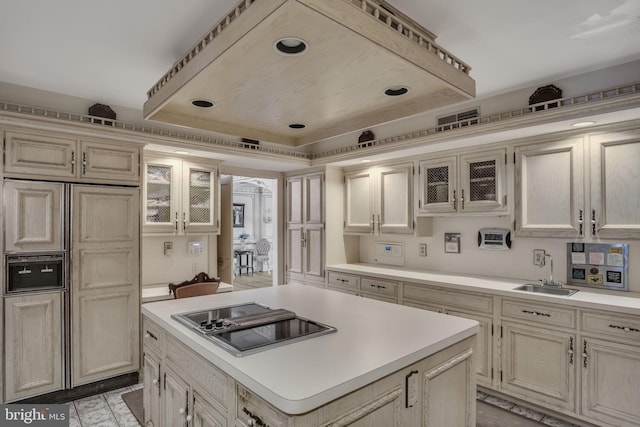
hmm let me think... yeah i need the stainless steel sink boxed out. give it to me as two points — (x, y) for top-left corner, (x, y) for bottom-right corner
(513, 284), (579, 296)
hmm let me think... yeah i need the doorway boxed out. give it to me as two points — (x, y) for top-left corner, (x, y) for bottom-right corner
(217, 174), (278, 290)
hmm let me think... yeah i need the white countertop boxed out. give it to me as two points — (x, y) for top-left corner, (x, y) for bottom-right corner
(141, 284), (478, 414)
(327, 264), (640, 314)
(141, 281), (233, 303)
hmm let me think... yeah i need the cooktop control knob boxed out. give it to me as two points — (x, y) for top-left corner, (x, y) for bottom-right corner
(215, 319), (224, 328)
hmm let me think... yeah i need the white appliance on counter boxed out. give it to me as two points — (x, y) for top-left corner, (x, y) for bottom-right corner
(3, 179), (140, 402)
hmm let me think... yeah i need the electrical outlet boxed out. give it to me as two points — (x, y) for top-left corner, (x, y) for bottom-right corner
(533, 249), (546, 267)
(192, 262), (199, 273)
(419, 243), (427, 257)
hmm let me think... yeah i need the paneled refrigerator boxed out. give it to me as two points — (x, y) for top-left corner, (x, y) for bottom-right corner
(3, 179), (140, 402)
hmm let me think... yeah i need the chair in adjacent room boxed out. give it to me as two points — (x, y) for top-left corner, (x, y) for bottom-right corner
(254, 238), (272, 274)
(169, 272), (221, 299)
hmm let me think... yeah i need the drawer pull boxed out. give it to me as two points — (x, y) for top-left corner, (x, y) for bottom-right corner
(522, 309), (550, 317)
(609, 324), (640, 333)
(242, 407), (268, 427)
(568, 337), (574, 365)
(145, 331), (158, 341)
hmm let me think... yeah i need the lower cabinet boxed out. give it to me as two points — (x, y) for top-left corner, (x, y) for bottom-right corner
(500, 321), (576, 412)
(4, 292), (63, 401)
(142, 352), (161, 427)
(327, 272), (399, 303)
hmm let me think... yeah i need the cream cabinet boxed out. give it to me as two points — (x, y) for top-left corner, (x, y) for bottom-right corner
(580, 310), (640, 427)
(144, 154), (219, 235)
(344, 162), (413, 234)
(403, 283), (494, 388)
(514, 136), (585, 237)
(4, 129), (141, 185)
(418, 148), (507, 215)
(589, 131), (640, 239)
(4, 292), (63, 401)
(327, 272), (399, 303)
(143, 352), (162, 427)
(3, 180), (63, 252)
(286, 171), (325, 287)
(498, 299), (577, 413)
(71, 185), (140, 386)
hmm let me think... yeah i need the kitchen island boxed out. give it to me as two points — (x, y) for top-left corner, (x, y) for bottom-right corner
(141, 284), (478, 426)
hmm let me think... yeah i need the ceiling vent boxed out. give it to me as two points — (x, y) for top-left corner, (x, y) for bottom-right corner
(437, 108), (479, 131)
(144, 0), (475, 147)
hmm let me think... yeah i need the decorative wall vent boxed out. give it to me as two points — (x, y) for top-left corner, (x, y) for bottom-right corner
(529, 84), (562, 111)
(88, 103), (116, 125)
(437, 108), (479, 131)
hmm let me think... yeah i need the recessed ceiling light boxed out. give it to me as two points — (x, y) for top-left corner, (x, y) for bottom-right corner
(274, 37), (308, 56)
(191, 99), (214, 108)
(174, 150), (189, 155)
(572, 121), (596, 128)
(289, 123), (306, 129)
(384, 86), (410, 96)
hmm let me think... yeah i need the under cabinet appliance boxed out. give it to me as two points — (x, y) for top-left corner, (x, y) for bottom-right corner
(172, 302), (337, 356)
(2, 179), (139, 401)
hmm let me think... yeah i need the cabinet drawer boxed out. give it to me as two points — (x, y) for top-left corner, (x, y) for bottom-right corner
(166, 336), (232, 411)
(142, 317), (164, 356)
(236, 384), (288, 427)
(360, 277), (398, 296)
(327, 272), (359, 290)
(582, 310), (640, 342)
(502, 299), (576, 329)
(404, 284), (493, 314)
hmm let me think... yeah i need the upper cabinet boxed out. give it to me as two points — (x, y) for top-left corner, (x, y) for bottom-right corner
(3, 129), (141, 185)
(344, 162), (414, 234)
(418, 148), (507, 215)
(514, 137), (585, 238)
(143, 153), (220, 235)
(589, 130), (640, 239)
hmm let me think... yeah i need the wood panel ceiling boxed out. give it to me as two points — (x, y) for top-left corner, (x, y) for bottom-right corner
(143, 0), (475, 147)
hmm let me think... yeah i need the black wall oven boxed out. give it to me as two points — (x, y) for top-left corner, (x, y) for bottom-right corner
(5, 252), (66, 294)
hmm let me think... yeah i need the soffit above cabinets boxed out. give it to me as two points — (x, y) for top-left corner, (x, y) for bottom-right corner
(143, 0), (475, 147)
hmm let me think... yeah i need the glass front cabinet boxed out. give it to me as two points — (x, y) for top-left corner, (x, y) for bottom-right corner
(143, 154), (219, 234)
(419, 148), (507, 215)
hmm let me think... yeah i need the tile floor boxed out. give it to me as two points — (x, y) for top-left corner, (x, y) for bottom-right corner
(70, 385), (582, 427)
(67, 383), (142, 427)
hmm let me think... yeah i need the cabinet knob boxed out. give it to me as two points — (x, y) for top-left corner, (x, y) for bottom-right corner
(145, 333), (150, 339)
(179, 407), (185, 415)
(185, 415), (193, 423)
(625, 327), (631, 332)
(247, 420), (255, 426)
(152, 379), (158, 385)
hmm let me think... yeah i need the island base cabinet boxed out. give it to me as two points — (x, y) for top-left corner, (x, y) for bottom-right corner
(143, 352), (162, 427)
(581, 338), (640, 427)
(235, 336), (476, 427)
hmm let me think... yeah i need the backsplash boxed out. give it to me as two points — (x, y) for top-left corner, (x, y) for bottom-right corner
(142, 235), (214, 286)
(358, 216), (640, 293)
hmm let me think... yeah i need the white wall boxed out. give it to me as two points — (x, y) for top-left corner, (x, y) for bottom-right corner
(142, 235), (213, 286)
(358, 216), (640, 293)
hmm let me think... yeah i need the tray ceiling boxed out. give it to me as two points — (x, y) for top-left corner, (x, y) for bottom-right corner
(143, 0), (475, 147)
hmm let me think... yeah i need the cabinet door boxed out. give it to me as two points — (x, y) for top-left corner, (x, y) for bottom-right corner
(501, 321), (575, 411)
(143, 352), (162, 427)
(304, 227), (324, 279)
(378, 163), (413, 233)
(514, 137), (584, 237)
(581, 337), (640, 427)
(71, 186), (140, 386)
(4, 130), (76, 179)
(305, 172), (324, 225)
(418, 156), (457, 214)
(286, 176), (303, 225)
(459, 149), (507, 213)
(3, 180), (64, 252)
(192, 390), (227, 427)
(446, 310), (493, 387)
(164, 366), (190, 427)
(183, 161), (219, 234)
(344, 169), (374, 233)
(80, 140), (140, 184)
(4, 292), (63, 401)
(285, 226), (304, 281)
(144, 158), (180, 233)
(590, 134), (640, 238)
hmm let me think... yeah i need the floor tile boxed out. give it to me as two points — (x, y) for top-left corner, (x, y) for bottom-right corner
(511, 404), (545, 421)
(74, 394), (118, 425)
(484, 395), (516, 410)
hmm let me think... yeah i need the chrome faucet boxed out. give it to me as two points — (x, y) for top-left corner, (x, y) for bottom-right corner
(539, 253), (563, 287)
